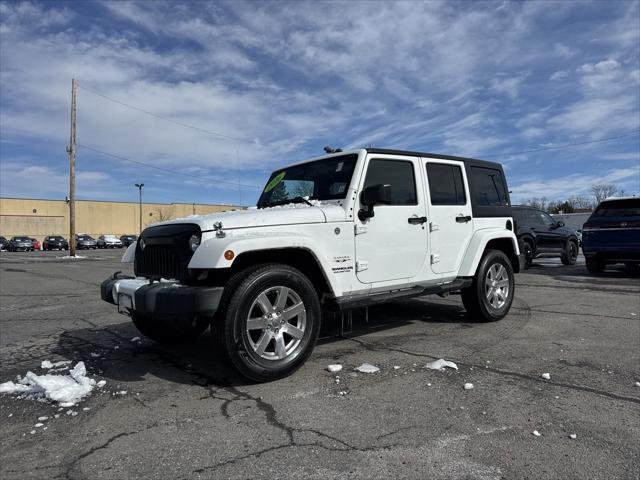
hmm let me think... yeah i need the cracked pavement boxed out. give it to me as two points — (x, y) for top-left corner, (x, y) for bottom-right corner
(1, 249), (639, 479)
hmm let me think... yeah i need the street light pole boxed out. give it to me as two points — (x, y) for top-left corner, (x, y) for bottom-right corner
(135, 183), (144, 234)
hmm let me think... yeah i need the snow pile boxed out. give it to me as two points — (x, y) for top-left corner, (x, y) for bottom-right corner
(532, 430), (541, 437)
(541, 373), (551, 380)
(0, 362), (96, 407)
(634, 381), (640, 388)
(58, 255), (87, 260)
(426, 359), (458, 371)
(355, 363), (380, 374)
(326, 364), (342, 373)
(569, 434), (577, 439)
(464, 383), (474, 390)
(41, 360), (71, 369)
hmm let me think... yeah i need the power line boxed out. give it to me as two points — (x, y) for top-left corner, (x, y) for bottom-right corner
(483, 132), (640, 158)
(76, 82), (261, 146)
(77, 143), (263, 189)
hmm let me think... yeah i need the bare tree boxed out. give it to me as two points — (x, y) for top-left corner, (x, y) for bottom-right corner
(590, 184), (618, 205)
(150, 206), (174, 223)
(523, 197), (548, 211)
(566, 195), (595, 210)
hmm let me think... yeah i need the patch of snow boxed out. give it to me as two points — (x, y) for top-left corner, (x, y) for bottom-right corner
(427, 383), (432, 387)
(34, 423), (43, 427)
(355, 363), (380, 374)
(37, 416), (48, 421)
(426, 359), (458, 371)
(541, 373), (551, 380)
(58, 255), (86, 259)
(0, 361), (96, 407)
(131, 337), (141, 342)
(326, 364), (342, 373)
(464, 383), (474, 390)
(54, 414), (60, 419)
(393, 366), (401, 370)
(97, 380), (106, 388)
(30, 430), (36, 435)
(533, 430), (541, 437)
(41, 360), (70, 370)
(90, 353), (101, 358)
(569, 434), (577, 439)
(634, 382), (640, 388)
(8, 413), (13, 418)
(82, 407), (90, 411)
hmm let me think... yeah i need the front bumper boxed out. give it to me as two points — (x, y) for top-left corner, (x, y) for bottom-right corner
(100, 272), (223, 318)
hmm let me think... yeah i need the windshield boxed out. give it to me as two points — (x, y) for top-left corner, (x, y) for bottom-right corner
(50, 236), (64, 241)
(78, 236), (93, 241)
(592, 199), (640, 218)
(257, 154), (357, 208)
(14, 237), (31, 241)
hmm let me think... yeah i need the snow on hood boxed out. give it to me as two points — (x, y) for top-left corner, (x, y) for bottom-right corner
(151, 202), (347, 231)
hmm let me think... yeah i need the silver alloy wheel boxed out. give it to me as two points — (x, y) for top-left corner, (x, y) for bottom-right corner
(245, 286), (307, 361)
(485, 263), (510, 309)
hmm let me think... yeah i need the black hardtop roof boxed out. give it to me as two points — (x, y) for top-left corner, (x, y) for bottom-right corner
(364, 148), (503, 169)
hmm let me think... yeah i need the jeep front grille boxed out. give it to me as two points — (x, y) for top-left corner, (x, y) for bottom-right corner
(134, 223), (200, 281)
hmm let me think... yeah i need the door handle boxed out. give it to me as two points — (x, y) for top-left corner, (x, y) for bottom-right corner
(408, 216), (428, 225)
(456, 214), (472, 223)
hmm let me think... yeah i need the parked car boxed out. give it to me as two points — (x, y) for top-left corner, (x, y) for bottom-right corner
(97, 235), (123, 249)
(9, 236), (34, 252)
(43, 235), (69, 251)
(101, 147), (523, 382)
(30, 238), (41, 250)
(120, 234), (138, 247)
(0, 236), (8, 251)
(512, 206), (579, 269)
(582, 197), (640, 274)
(76, 234), (97, 250)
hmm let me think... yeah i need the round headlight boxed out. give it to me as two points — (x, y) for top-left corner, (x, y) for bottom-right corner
(189, 234), (201, 252)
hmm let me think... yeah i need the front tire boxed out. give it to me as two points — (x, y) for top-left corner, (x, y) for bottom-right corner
(212, 264), (321, 382)
(131, 312), (209, 344)
(522, 240), (533, 269)
(586, 257), (604, 274)
(461, 249), (515, 322)
(561, 239), (578, 265)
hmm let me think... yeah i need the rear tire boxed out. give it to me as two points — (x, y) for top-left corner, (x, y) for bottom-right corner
(586, 257), (604, 274)
(212, 264), (321, 382)
(624, 262), (640, 276)
(462, 249), (515, 322)
(131, 312), (209, 344)
(561, 239), (578, 265)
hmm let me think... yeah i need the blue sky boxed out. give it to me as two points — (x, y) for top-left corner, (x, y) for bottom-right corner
(1, 0), (638, 206)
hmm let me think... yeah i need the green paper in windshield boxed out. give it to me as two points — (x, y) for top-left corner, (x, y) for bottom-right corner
(263, 171), (286, 193)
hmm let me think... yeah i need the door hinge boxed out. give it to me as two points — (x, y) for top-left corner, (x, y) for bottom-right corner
(431, 254), (440, 264)
(354, 224), (367, 235)
(356, 260), (369, 272)
(429, 222), (439, 232)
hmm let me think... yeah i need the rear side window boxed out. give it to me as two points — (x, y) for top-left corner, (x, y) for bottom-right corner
(470, 167), (508, 206)
(592, 199), (640, 217)
(426, 163), (466, 205)
(364, 159), (417, 205)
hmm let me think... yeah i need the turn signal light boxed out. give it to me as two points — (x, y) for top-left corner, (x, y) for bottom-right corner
(224, 250), (235, 260)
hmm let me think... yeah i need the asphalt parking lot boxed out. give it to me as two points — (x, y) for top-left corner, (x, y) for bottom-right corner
(1, 249), (639, 479)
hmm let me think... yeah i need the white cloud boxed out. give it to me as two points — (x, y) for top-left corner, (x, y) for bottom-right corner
(511, 166), (639, 201)
(490, 75), (527, 100)
(549, 70), (569, 81)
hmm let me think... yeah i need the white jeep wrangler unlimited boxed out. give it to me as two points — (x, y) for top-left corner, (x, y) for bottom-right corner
(101, 148), (523, 381)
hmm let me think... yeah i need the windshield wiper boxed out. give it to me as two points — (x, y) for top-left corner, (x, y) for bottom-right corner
(257, 196), (315, 209)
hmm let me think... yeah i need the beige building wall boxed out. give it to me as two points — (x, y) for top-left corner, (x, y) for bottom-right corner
(0, 198), (243, 240)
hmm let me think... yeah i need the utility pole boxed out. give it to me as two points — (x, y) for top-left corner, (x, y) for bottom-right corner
(68, 79), (77, 257)
(135, 183), (144, 234)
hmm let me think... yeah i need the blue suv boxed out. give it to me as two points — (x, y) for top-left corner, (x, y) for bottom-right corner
(582, 197), (640, 274)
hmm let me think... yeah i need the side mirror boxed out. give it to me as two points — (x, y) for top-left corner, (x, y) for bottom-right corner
(358, 184), (391, 221)
(556, 220), (565, 228)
